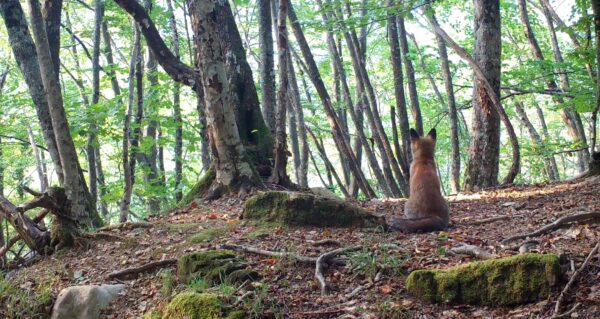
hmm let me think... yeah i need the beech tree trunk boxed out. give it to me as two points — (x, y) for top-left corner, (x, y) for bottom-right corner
(397, 14), (423, 135)
(120, 26), (141, 222)
(287, 51), (309, 187)
(27, 124), (48, 191)
(0, 0), (63, 184)
(519, 0), (589, 172)
(464, 0), (502, 190)
(165, 0), (184, 202)
(433, 14), (461, 193)
(28, 0), (102, 227)
(259, 0), (276, 135)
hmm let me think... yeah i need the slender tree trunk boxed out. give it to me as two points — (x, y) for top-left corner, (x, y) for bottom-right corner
(27, 124), (48, 191)
(287, 51), (309, 187)
(259, 0), (276, 135)
(288, 1), (376, 198)
(269, 0), (290, 185)
(101, 22), (122, 98)
(433, 18), (461, 193)
(120, 27), (141, 222)
(515, 102), (559, 181)
(593, 0), (600, 153)
(0, 0), (63, 184)
(387, 0), (411, 173)
(27, 0), (101, 227)
(0, 138), (3, 256)
(166, 0), (184, 202)
(94, 146), (109, 216)
(306, 127), (350, 198)
(519, 0), (589, 171)
(42, 0), (62, 84)
(397, 14), (423, 135)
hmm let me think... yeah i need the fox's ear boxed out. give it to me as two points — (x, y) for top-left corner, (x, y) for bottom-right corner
(427, 128), (437, 141)
(410, 128), (420, 141)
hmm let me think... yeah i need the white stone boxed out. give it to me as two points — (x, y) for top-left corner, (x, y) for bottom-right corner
(51, 284), (125, 319)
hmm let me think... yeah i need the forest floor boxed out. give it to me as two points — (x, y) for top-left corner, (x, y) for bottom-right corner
(6, 176), (600, 318)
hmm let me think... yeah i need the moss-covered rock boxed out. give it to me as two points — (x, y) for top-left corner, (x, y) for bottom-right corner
(163, 292), (245, 319)
(406, 253), (562, 306)
(242, 191), (385, 228)
(177, 250), (259, 285)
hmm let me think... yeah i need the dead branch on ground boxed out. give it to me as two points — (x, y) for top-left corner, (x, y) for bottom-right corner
(448, 244), (496, 260)
(553, 240), (600, 315)
(501, 210), (600, 244)
(107, 259), (177, 280)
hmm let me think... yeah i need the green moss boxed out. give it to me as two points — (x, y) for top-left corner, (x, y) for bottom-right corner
(189, 227), (229, 244)
(143, 310), (163, 319)
(167, 223), (201, 232)
(179, 166), (216, 207)
(177, 250), (259, 286)
(162, 292), (246, 319)
(242, 191), (385, 228)
(163, 292), (222, 319)
(406, 253), (561, 306)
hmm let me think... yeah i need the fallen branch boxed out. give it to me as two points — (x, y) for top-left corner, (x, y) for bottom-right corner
(465, 215), (509, 225)
(82, 232), (126, 241)
(553, 241), (600, 314)
(448, 244), (496, 260)
(107, 259), (177, 280)
(0, 209), (50, 258)
(501, 210), (600, 244)
(216, 243), (335, 265)
(550, 303), (581, 319)
(316, 246), (361, 295)
(307, 239), (341, 247)
(97, 221), (153, 232)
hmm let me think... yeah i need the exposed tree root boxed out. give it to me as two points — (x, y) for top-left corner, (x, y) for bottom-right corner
(553, 240), (600, 315)
(107, 259), (177, 280)
(501, 210), (600, 244)
(550, 303), (581, 319)
(216, 243), (334, 265)
(448, 243), (496, 260)
(316, 246), (361, 295)
(97, 221), (153, 232)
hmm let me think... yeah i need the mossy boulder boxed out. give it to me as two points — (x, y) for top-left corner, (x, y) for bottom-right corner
(163, 292), (244, 319)
(242, 191), (385, 228)
(406, 253), (561, 306)
(177, 250), (259, 285)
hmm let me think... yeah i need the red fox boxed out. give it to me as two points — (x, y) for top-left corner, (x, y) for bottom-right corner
(389, 128), (449, 233)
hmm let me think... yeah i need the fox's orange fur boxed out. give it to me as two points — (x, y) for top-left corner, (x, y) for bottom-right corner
(389, 128), (449, 233)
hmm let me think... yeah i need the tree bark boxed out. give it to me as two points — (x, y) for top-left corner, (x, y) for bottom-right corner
(592, 0), (600, 153)
(287, 51), (309, 187)
(120, 26), (141, 222)
(27, 0), (101, 227)
(0, 0), (63, 184)
(288, 1), (376, 198)
(433, 15), (461, 193)
(166, 0), (184, 202)
(27, 124), (48, 191)
(306, 127), (350, 198)
(425, 3), (520, 188)
(397, 14), (423, 135)
(269, 0), (290, 186)
(519, 0), (589, 172)
(259, 0), (276, 135)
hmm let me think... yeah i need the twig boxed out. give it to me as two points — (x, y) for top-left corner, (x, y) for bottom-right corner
(549, 303), (581, 319)
(344, 283), (373, 301)
(553, 241), (600, 314)
(306, 239), (341, 247)
(465, 215), (510, 225)
(107, 259), (177, 280)
(216, 243), (336, 265)
(502, 210), (600, 244)
(316, 246), (361, 295)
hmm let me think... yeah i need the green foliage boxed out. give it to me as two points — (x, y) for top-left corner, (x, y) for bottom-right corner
(0, 275), (53, 319)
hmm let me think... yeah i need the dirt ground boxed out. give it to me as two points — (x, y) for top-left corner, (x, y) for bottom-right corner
(6, 176), (600, 318)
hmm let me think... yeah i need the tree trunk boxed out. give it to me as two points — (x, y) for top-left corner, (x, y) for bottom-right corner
(514, 102), (559, 181)
(287, 51), (309, 188)
(259, 0), (276, 135)
(592, 0), (600, 153)
(42, 0), (62, 84)
(387, 0), (411, 174)
(120, 26), (141, 222)
(433, 16), (461, 193)
(269, 0), (290, 186)
(27, 124), (48, 191)
(0, 0), (63, 185)
(166, 0), (184, 202)
(27, 0), (101, 227)
(397, 14), (423, 135)
(306, 127), (350, 198)
(288, 1), (376, 198)
(519, 0), (589, 172)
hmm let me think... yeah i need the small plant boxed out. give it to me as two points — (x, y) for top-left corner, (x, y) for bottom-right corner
(160, 269), (176, 296)
(187, 277), (210, 291)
